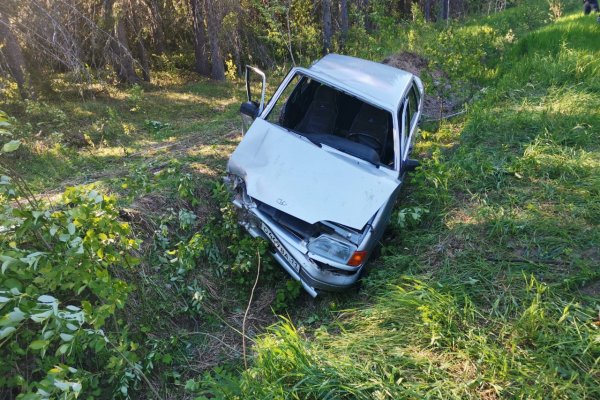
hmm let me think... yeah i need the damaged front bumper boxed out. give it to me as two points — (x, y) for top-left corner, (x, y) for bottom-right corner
(227, 179), (364, 297)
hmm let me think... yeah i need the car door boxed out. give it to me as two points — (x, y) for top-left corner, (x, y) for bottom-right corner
(405, 82), (421, 156)
(240, 66), (266, 133)
(398, 81), (422, 164)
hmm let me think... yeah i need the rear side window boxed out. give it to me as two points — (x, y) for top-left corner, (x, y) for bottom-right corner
(408, 84), (420, 124)
(398, 100), (409, 136)
(403, 101), (410, 138)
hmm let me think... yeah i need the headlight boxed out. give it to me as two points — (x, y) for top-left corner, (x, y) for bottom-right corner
(307, 235), (356, 264)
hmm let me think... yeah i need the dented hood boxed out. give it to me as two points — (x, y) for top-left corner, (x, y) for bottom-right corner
(227, 119), (399, 230)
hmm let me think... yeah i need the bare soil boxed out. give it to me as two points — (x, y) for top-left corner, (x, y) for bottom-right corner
(382, 51), (462, 120)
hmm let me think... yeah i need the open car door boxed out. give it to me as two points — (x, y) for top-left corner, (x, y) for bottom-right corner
(240, 65), (266, 133)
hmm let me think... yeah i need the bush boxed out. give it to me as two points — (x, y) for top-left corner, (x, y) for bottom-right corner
(0, 170), (143, 397)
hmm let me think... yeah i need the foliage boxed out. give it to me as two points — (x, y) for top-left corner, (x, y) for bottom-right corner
(273, 279), (302, 312)
(166, 182), (272, 287)
(243, 0), (321, 66)
(547, 0), (563, 21)
(393, 206), (429, 229)
(127, 84), (145, 113)
(0, 183), (144, 397)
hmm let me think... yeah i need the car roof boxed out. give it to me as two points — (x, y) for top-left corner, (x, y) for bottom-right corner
(308, 54), (414, 110)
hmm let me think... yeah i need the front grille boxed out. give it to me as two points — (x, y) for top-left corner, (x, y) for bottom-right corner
(257, 201), (321, 240)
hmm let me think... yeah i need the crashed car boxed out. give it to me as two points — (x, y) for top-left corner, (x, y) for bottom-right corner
(225, 54), (424, 297)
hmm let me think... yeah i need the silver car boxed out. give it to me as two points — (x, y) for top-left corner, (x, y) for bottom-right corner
(225, 54), (424, 297)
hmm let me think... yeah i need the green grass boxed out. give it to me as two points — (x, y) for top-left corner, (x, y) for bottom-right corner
(2, 74), (245, 193)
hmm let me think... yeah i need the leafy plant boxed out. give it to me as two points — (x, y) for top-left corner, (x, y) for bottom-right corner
(144, 119), (170, 132)
(127, 84), (144, 112)
(0, 110), (13, 138)
(547, 0), (563, 21)
(273, 280), (302, 312)
(393, 206), (429, 229)
(0, 140), (143, 397)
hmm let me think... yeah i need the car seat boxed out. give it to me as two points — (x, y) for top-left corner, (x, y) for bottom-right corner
(347, 103), (390, 161)
(294, 84), (338, 134)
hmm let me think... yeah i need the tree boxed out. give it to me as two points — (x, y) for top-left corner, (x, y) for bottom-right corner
(0, 10), (29, 98)
(440, 0), (449, 20)
(128, 0), (151, 81)
(103, 0), (141, 84)
(322, 0), (332, 55)
(424, 0), (434, 21)
(190, 0), (210, 76)
(340, 0), (349, 47)
(145, 0), (166, 54)
(204, 0), (224, 80)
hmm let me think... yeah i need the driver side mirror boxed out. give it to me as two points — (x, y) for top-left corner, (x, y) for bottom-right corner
(244, 65), (266, 116)
(240, 101), (259, 118)
(404, 159), (420, 172)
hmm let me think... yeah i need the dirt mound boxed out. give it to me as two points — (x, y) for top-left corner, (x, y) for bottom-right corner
(382, 52), (431, 77)
(382, 52), (460, 120)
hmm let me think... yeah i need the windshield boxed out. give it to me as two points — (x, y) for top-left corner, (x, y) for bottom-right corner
(265, 73), (395, 168)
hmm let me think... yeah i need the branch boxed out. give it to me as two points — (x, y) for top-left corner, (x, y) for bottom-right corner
(242, 250), (261, 369)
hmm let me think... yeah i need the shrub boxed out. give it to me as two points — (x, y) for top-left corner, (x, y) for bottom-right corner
(0, 156), (143, 398)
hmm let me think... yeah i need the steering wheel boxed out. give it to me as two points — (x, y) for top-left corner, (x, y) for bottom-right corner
(347, 132), (382, 151)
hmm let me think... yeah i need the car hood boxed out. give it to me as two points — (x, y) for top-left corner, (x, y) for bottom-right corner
(227, 119), (399, 230)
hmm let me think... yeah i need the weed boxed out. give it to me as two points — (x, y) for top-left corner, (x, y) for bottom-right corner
(273, 280), (302, 312)
(127, 84), (144, 112)
(393, 206), (429, 229)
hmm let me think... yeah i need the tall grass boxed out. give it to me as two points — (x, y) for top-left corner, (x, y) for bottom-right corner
(201, 278), (598, 399)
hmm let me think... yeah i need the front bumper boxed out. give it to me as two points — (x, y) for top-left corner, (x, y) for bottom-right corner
(232, 197), (362, 297)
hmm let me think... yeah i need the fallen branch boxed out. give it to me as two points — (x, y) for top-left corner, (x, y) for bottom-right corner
(242, 251), (261, 369)
(422, 109), (467, 122)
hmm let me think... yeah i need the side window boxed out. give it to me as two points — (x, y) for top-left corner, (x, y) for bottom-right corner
(266, 74), (304, 126)
(408, 85), (419, 125)
(398, 99), (409, 160)
(403, 101), (410, 143)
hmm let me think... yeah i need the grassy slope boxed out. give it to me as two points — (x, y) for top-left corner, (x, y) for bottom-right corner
(198, 9), (600, 400)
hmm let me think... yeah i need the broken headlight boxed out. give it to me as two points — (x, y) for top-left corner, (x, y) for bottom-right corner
(307, 235), (356, 264)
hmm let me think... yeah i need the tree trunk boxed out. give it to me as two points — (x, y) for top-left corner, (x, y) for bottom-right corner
(0, 11), (29, 98)
(190, 0), (210, 76)
(361, 0), (373, 31)
(322, 0), (332, 55)
(440, 0), (449, 20)
(203, 0), (224, 80)
(129, 0), (151, 81)
(115, 16), (141, 83)
(340, 0), (348, 46)
(145, 0), (166, 54)
(135, 37), (151, 82)
(424, 0), (433, 21)
(103, 0), (141, 84)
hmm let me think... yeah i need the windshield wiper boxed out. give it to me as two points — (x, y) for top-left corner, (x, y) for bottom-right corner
(287, 129), (322, 147)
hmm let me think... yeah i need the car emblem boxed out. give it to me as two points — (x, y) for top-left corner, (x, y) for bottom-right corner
(276, 198), (287, 206)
